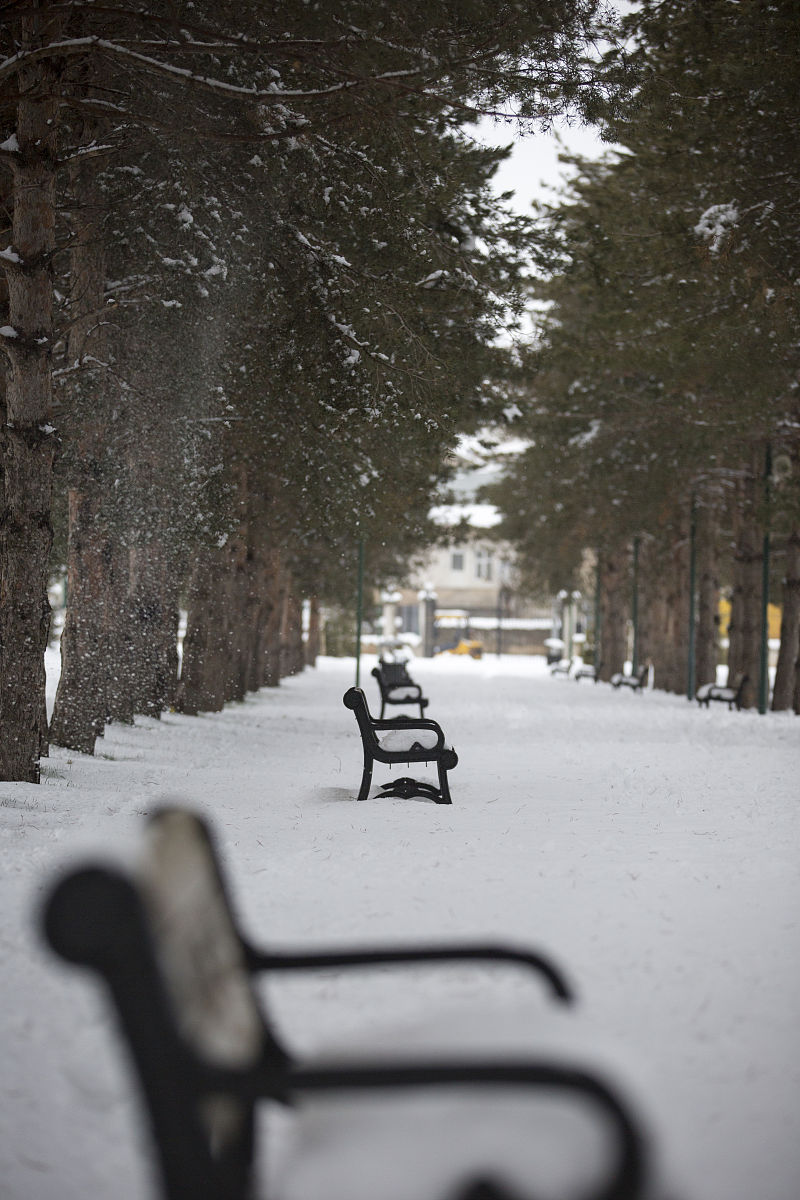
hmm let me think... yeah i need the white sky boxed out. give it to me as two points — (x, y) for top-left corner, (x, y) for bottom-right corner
(474, 116), (614, 217)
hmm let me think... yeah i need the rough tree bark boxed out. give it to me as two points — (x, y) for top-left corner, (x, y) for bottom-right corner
(598, 547), (627, 681)
(695, 498), (720, 690)
(772, 528), (800, 712)
(246, 541), (280, 692)
(729, 453), (766, 709)
(280, 585), (305, 678)
(177, 546), (230, 715)
(0, 20), (60, 782)
(651, 534), (690, 696)
(50, 120), (119, 751)
(263, 554), (288, 687)
(305, 595), (320, 667)
(126, 541), (180, 717)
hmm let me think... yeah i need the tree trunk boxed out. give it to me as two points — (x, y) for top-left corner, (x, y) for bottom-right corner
(281, 586), (305, 678)
(772, 528), (800, 711)
(695, 499), (720, 689)
(306, 596), (321, 667)
(263, 555), (288, 687)
(729, 455), (765, 709)
(660, 534), (690, 695)
(598, 548), (627, 680)
(178, 546), (229, 715)
(246, 540), (279, 693)
(126, 543), (180, 717)
(0, 26), (60, 781)
(50, 127), (116, 751)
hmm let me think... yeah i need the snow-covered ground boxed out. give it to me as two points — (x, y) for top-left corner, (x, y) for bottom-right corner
(2, 653), (798, 1199)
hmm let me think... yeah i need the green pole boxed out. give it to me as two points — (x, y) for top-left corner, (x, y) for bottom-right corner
(758, 444), (772, 714)
(594, 553), (601, 668)
(631, 536), (640, 674)
(687, 495), (697, 701)
(355, 536), (364, 687)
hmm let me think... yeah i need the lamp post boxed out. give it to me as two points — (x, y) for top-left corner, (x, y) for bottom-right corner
(593, 553), (601, 670)
(758, 443), (772, 715)
(556, 589), (568, 662)
(379, 589), (402, 657)
(687, 495), (697, 701)
(631, 536), (640, 675)
(570, 589), (582, 661)
(355, 536), (364, 686)
(496, 584), (511, 659)
(417, 584), (437, 658)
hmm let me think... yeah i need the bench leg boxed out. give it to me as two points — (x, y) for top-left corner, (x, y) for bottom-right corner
(379, 699), (387, 719)
(437, 760), (454, 805)
(357, 752), (374, 802)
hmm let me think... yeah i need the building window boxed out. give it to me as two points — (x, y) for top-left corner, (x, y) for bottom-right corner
(399, 604), (419, 634)
(475, 548), (493, 581)
(450, 551), (464, 571)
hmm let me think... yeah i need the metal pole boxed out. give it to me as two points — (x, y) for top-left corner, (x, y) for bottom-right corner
(758, 444), (772, 714)
(594, 553), (601, 669)
(355, 536), (364, 687)
(687, 495), (697, 701)
(631, 536), (640, 674)
(496, 587), (502, 659)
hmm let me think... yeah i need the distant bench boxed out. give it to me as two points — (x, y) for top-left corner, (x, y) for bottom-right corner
(344, 685), (457, 804)
(550, 658), (573, 678)
(574, 661), (602, 683)
(696, 672), (748, 711)
(43, 807), (654, 1200)
(371, 660), (429, 719)
(610, 665), (648, 692)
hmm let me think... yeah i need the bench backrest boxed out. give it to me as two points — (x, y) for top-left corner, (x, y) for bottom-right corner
(44, 809), (286, 1200)
(377, 661), (412, 687)
(343, 685), (382, 745)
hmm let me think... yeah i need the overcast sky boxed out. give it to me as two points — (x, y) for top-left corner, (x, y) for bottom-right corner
(481, 118), (611, 215)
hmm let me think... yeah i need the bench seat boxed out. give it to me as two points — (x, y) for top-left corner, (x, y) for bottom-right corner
(377, 727), (453, 754)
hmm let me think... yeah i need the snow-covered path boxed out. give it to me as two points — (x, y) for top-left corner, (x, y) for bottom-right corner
(2, 654), (798, 1199)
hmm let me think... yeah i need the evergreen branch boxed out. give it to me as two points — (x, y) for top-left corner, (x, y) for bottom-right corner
(0, 37), (431, 99)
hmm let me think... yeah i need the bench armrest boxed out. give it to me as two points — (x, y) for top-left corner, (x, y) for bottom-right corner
(199, 1057), (646, 1200)
(371, 716), (443, 733)
(244, 942), (573, 1002)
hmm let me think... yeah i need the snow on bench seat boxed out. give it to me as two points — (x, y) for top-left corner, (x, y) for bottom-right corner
(377, 727), (452, 754)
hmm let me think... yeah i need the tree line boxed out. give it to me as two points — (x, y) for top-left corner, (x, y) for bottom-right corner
(488, 0), (800, 711)
(1, 1), (617, 781)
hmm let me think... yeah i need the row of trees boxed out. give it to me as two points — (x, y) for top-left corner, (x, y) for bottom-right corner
(1, 1), (621, 780)
(489, 0), (800, 711)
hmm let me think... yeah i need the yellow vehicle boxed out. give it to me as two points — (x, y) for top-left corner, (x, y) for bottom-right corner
(437, 638), (484, 659)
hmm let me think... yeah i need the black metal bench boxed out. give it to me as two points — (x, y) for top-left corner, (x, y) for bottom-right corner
(550, 658), (574, 677)
(42, 807), (652, 1200)
(696, 672), (748, 711)
(371, 660), (429, 719)
(574, 661), (602, 683)
(344, 685), (457, 804)
(610, 665), (648, 692)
